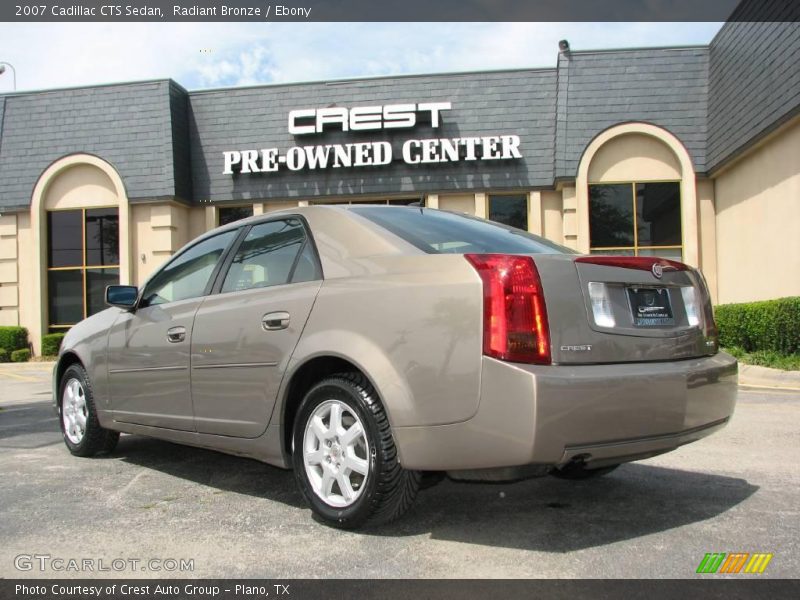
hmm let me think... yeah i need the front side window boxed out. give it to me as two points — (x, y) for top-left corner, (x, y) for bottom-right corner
(47, 208), (119, 330)
(488, 194), (528, 231)
(221, 219), (319, 293)
(140, 230), (238, 307)
(589, 182), (682, 260)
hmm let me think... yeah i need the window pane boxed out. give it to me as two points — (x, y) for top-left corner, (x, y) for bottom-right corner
(141, 230), (238, 307)
(48, 270), (83, 325)
(590, 248), (635, 256)
(349, 206), (574, 255)
(85, 208), (119, 266)
(637, 248), (683, 261)
(488, 195), (528, 231)
(589, 184), (634, 248)
(388, 198), (420, 206)
(219, 206), (254, 226)
(222, 220), (306, 293)
(86, 268), (120, 317)
(47, 211), (83, 267)
(636, 183), (682, 247)
(292, 240), (322, 283)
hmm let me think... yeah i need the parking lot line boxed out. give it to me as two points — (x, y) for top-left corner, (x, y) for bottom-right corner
(0, 371), (42, 382)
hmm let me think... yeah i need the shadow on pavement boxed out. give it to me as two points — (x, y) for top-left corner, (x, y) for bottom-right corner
(116, 434), (758, 552)
(380, 463), (759, 551)
(117, 435), (306, 509)
(3, 399), (759, 552)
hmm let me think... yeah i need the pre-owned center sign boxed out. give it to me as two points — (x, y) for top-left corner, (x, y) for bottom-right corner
(222, 102), (522, 174)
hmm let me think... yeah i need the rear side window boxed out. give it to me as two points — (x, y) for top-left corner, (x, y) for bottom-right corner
(221, 219), (320, 293)
(349, 206), (576, 255)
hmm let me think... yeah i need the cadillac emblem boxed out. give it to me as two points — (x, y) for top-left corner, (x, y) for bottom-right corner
(652, 263), (664, 279)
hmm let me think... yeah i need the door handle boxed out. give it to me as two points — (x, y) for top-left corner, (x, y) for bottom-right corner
(167, 326), (186, 343)
(262, 311), (290, 331)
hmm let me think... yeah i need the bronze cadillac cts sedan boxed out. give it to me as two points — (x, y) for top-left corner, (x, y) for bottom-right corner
(53, 206), (737, 528)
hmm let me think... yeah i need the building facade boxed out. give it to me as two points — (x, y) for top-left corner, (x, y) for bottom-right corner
(0, 20), (798, 354)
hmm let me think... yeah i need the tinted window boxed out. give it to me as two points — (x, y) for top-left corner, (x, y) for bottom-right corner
(86, 268), (119, 315)
(349, 207), (574, 255)
(85, 208), (120, 266)
(219, 206), (254, 226)
(488, 194), (528, 230)
(47, 208), (120, 326)
(47, 211), (83, 267)
(48, 270), (83, 325)
(141, 230), (237, 307)
(589, 184), (635, 248)
(221, 219), (318, 293)
(636, 182), (682, 247)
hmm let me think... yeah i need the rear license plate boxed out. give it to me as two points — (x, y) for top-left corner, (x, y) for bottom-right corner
(627, 287), (674, 326)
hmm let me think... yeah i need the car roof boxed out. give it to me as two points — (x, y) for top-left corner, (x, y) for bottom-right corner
(209, 203), (419, 233)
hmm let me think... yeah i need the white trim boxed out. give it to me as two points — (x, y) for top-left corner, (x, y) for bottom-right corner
(575, 122), (699, 266)
(30, 154), (130, 351)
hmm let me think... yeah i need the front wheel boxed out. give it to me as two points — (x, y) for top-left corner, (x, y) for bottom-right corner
(292, 373), (420, 529)
(59, 364), (119, 457)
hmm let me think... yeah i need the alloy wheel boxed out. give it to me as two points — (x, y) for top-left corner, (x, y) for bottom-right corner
(62, 378), (87, 444)
(302, 399), (370, 508)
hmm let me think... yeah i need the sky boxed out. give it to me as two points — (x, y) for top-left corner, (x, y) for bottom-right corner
(0, 22), (723, 93)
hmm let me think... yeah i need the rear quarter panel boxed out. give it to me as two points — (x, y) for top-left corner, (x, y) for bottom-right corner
(290, 254), (484, 427)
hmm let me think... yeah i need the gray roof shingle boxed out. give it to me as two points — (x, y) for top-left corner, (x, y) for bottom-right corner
(0, 81), (182, 210)
(0, 10), (797, 210)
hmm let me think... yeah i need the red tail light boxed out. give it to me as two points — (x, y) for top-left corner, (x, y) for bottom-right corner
(465, 254), (551, 365)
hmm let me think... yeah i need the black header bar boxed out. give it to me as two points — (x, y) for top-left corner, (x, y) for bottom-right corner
(3, 0), (800, 23)
(4, 579), (800, 600)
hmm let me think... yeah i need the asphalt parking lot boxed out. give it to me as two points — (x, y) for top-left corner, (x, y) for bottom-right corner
(1, 363), (798, 579)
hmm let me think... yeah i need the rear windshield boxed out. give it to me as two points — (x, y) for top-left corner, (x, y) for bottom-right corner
(349, 206), (576, 255)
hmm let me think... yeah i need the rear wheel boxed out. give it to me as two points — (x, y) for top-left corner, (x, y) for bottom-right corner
(550, 463), (620, 480)
(59, 364), (119, 457)
(292, 373), (420, 529)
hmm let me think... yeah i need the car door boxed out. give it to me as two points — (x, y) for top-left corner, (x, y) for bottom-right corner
(190, 217), (323, 437)
(107, 228), (240, 431)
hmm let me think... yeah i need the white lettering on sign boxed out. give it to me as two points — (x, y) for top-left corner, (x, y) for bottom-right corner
(223, 102), (523, 174)
(223, 136), (522, 174)
(288, 102), (452, 135)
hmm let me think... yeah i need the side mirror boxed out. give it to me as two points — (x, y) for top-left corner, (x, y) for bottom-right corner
(106, 285), (138, 310)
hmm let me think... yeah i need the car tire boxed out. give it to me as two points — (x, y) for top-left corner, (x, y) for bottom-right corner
(59, 363), (120, 457)
(292, 372), (421, 529)
(550, 463), (620, 480)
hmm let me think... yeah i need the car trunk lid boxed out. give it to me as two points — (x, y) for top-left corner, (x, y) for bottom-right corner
(533, 254), (718, 365)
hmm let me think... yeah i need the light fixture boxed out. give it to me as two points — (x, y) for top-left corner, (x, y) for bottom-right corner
(0, 62), (17, 91)
(558, 40), (571, 54)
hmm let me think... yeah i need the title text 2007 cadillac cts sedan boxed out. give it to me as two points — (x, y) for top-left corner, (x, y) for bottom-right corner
(54, 206), (737, 528)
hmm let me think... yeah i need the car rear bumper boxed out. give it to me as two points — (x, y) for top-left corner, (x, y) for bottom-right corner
(393, 352), (738, 471)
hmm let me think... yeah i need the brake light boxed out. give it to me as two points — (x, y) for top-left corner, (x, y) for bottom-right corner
(575, 256), (688, 272)
(465, 254), (551, 365)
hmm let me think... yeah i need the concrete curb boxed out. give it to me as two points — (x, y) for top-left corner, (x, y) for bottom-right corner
(0, 361), (55, 369)
(738, 364), (800, 391)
